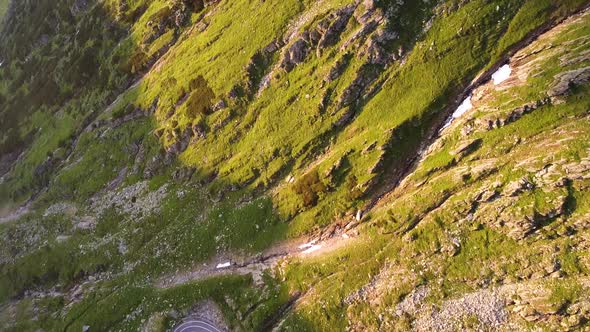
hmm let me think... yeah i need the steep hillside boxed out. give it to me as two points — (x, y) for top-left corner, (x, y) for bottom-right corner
(0, 0), (8, 21)
(0, 0), (589, 331)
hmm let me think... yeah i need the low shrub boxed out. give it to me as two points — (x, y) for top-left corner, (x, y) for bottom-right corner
(293, 170), (326, 207)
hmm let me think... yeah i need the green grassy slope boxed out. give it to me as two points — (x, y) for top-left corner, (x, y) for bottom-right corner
(0, 0), (589, 331)
(0, 0), (8, 22)
(276, 10), (590, 330)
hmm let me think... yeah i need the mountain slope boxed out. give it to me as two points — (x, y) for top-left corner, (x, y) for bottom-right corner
(0, 0), (589, 331)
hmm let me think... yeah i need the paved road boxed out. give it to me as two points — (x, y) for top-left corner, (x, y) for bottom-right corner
(173, 320), (224, 332)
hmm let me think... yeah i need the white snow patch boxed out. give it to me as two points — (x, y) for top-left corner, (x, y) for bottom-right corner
(440, 95), (473, 131)
(437, 64), (510, 135)
(301, 244), (322, 254)
(492, 64), (511, 85)
(216, 262), (231, 269)
(342, 234), (350, 239)
(452, 95), (473, 118)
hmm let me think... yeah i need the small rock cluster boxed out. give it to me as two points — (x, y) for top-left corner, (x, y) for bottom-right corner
(90, 181), (169, 220)
(548, 66), (590, 99)
(395, 286), (430, 316)
(414, 289), (507, 331)
(43, 202), (77, 217)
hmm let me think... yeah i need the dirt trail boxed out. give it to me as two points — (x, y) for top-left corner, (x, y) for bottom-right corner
(156, 234), (356, 289)
(0, 202), (31, 224)
(0, 186), (49, 224)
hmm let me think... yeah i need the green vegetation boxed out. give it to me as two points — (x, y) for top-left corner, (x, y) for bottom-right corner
(1, 0), (589, 331)
(0, 0), (9, 21)
(4, 274), (291, 332)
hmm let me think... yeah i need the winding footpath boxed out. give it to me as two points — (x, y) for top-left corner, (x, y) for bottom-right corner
(157, 235), (356, 289)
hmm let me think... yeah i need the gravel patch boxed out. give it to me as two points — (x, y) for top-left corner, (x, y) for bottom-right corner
(43, 202), (77, 217)
(396, 286), (430, 316)
(90, 181), (169, 220)
(414, 289), (507, 331)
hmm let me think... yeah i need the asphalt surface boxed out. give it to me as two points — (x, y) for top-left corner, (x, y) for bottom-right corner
(173, 320), (224, 332)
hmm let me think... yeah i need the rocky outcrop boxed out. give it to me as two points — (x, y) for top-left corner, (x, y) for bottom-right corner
(395, 286), (430, 317)
(316, 5), (356, 55)
(502, 178), (535, 197)
(360, 28), (399, 65)
(0, 150), (22, 179)
(452, 139), (482, 159)
(144, 7), (175, 44)
(165, 128), (192, 155)
(263, 39), (285, 54)
(548, 66), (590, 98)
(279, 5), (356, 72)
(168, 0), (217, 27)
(279, 38), (310, 72)
(211, 99), (227, 112)
(143, 154), (165, 179)
(471, 174), (570, 240)
(172, 167), (196, 182)
(71, 0), (91, 16)
(112, 108), (149, 128)
(414, 289), (507, 331)
(479, 101), (542, 130)
(324, 55), (350, 83)
(340, 0), (383, 51)
(338, 64), (381, 107)
(333, 2), (404, 107)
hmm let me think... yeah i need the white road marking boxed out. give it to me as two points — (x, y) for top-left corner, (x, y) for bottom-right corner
(174, 320), (223, 332)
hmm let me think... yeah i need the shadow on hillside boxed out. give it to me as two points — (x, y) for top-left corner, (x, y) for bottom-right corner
(0, 0), (144, 206)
